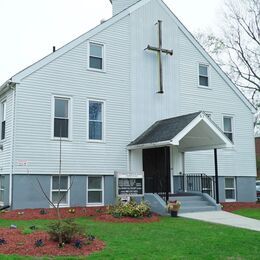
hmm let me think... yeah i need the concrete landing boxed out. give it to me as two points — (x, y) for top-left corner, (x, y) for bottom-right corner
(179, 210), (260, 232)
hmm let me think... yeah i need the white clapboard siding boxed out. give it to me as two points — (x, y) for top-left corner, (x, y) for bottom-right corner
(129, 0), (255, 177)
(0, 89), (13, 175)
(14, 16), (131, 175)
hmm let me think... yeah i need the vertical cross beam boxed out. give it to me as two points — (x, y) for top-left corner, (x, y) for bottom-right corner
(146, 20), (173, 94)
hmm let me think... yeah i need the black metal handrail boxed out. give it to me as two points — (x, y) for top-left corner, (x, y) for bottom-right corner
(173, 173), (216, 200)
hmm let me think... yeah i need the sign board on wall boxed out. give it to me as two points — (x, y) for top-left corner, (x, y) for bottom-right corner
(115, 171), (144, 197)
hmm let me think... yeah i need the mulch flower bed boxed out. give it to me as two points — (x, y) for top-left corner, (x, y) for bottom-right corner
(221, 202), (260, 212)
(94, 214), (160, 223)
(0, 228), (105, 257)
(0, 207), (107, 220)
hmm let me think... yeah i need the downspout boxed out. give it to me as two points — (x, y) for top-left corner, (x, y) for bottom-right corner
(9, 84), (16, 208)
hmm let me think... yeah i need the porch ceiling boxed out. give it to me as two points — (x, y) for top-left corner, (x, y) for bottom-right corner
(127, 111), (233, 151)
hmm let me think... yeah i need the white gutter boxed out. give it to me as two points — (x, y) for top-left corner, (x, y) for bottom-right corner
(127, 140), (172, 150)
(9, 84), (16, 208)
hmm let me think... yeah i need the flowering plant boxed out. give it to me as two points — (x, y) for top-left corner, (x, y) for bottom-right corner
(166, 200), (181, 212)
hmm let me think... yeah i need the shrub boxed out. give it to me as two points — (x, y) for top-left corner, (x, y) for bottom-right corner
(39, 209), (48, 215)
(47, 219), (84, 244)
(73, 239), (83, 249)
(108, 198), (151, 218)
(0, 238), (6, 245)
(35, 239), (44, 247)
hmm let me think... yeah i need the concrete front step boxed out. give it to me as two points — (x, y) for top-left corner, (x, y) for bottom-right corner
(179, 206), (217, 213)
(179, 200), (211, 206)
(170, 196), (205, 201)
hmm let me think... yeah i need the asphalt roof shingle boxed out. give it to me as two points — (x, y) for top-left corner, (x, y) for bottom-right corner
(128, 112), (201, 146)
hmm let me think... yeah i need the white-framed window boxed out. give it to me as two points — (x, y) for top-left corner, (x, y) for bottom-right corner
(87, 99), (105, 141)
(199, 64), (209, 87)
(223, 116), (233, 142)
(1, 101), (6, 140)
(88, 42), (104, 71)
(0, 175), (4, 205)
(51, 176), (70, 207)
(52, 96), (71, 139)
(87, 176), (104, 205)
(225, 177), (236, 202)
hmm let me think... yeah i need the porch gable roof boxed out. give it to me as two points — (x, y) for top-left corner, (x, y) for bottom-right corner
(128, 111), (233, 151)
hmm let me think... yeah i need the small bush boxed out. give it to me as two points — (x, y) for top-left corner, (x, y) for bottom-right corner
(73, 239), (83, 249)
(108, 198), (151, 218)
(34, 239), (44, 247)
(47, 219), (84, 244)
(39, 209), (48, 215)
(0, 238), (6, 245)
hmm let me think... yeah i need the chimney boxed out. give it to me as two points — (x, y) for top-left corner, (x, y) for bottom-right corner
(109, 0), (140, 16)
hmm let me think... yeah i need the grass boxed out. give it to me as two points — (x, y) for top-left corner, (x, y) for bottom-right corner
(0, 216), (259, 259)
(233, 208), (260, 220)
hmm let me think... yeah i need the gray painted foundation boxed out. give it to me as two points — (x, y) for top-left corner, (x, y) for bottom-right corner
(11, 175), (115, 210)
(2, 175), (256, 210)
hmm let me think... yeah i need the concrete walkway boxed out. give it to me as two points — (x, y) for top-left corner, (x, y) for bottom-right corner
(179, 211), (260, 232)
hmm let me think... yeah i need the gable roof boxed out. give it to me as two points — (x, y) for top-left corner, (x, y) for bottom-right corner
(0, 0), (255, 113)
(128, 111), (234, 151)
(129, 112), (201, 146)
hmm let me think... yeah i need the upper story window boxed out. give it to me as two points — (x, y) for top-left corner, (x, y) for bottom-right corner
(88, 100), (104, 141)
(89, 43), (104, 71)
(1, 101), (6, 140)
(223, 116), (233, 142)
(53, 97), (71, 139)
(199, 64), (209, 87)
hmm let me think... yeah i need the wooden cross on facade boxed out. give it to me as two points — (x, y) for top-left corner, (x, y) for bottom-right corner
(146, 20), (173, 94)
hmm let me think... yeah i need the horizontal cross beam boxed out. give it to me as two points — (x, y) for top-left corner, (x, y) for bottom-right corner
(146, 45), (173, 56)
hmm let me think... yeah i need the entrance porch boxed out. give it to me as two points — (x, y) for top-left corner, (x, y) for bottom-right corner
(127, 112), (233, 212)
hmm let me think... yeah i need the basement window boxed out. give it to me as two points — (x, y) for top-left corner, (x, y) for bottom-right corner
(51, 176), (70, 206)
(225, 177), (236, 202)
(87, 176), (104, 205)
(0, 175), (4, 205)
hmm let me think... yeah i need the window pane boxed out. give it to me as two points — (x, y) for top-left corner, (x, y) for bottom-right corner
(90, 44), (102, 57)
(225, 133), (233, 142)
(89, 121), (102, 140)
(2, 102), (6, 121)
(88, 191), (102, 203)
(199, 76), (208, 86)
(54, 118), (68, 138)
(88, 177), (102, 189)
(89, 102), (102, 121)
(1, 121), (5, 140)
(52, 176), (68, 190)
(89, 57), (103, 70)
(0, 191), (3, 202)
(55, 99), (68, 118)
(199, 65), (208, 76)
(52, 191), (68, 204)
(224, 117), (232, 132)
(0, 176), (4, 190)
(225, 178), (235, 189)
(225, 190), (235, 200)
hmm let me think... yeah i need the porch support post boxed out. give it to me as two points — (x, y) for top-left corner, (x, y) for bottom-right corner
(214, 148), (220, 204)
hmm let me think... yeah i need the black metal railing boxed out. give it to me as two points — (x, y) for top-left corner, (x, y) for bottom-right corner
(173, 173), (216, 199)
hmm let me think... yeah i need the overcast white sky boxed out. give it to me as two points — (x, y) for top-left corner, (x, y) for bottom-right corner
(0, 0), (223, 84)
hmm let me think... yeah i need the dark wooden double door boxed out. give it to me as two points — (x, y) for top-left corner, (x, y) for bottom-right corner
(143, 147), (171, 194)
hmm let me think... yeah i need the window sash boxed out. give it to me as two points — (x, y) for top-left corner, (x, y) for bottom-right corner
(89, 43), (103, 70)
(51, 176), (69, 206)
(225, 178), (236, 200)
(1, 102), (6, 140)
(53, 97), (70, 138)
(199, 65), (209, 86)
(223, 116), (233, 142)
(88, 101), (104, 141)
(87, 177), (103, 204)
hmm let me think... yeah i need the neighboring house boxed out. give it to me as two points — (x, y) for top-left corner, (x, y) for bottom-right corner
(255, 137), (260, 179)
(0, 0), (257, 210)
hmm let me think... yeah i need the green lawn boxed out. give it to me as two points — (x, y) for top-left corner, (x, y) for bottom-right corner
(0, 216), (259, 259)
(233, 208), (260, 220)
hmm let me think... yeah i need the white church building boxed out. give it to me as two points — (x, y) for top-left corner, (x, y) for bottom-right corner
(0, 0), (257, 210)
